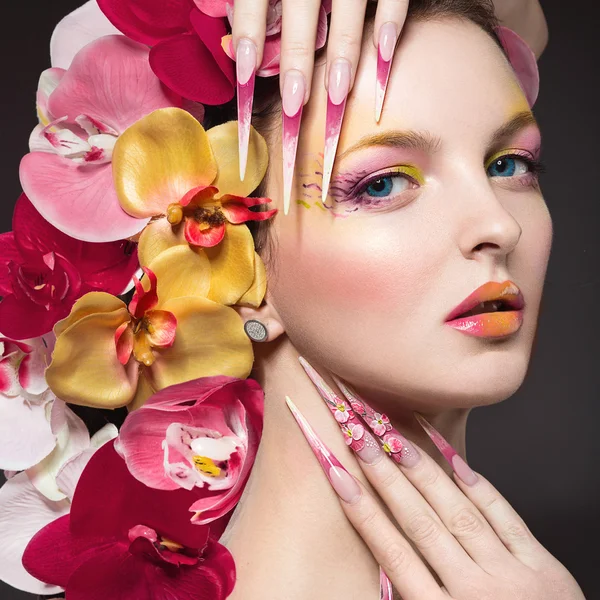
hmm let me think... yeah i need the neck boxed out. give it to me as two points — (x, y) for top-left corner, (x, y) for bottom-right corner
(221, 335), (470, 599)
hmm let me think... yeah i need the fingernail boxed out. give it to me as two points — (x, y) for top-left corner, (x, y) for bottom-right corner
(285, 395), (362, 504)
(413, 413), (479, 486)
(376, 22), (397, 123)
(282, 70), (305, 216)
(332, 375), (421, 469)
(299, 356), (385, 465)
(380, 567), (393, 600)
(236, 38), (257, 181)
(322, 59), (351, 204)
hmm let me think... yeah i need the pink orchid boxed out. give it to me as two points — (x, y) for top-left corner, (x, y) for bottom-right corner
(19, 35), (182, 243)
(382, 433), (404, 457)
(0, 420), (116, 595)
(371, 412), (392, 436)
(220, 0), (331, 76)
(340, 422), (365, 452)
(115, 376), (264, 525)
(0, 332), (60, 472)
(23, 441), (236, 600)
(333, 399), (353, 423)
(0, 194), (139, 340)
(97, 0), (235, 104)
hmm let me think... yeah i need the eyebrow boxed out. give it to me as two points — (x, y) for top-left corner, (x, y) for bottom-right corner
(336, 110), (539, 160)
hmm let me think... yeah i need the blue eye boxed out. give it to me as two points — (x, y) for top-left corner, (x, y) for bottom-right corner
(487, 156), (530, 178)
(365, 177), (393, 197)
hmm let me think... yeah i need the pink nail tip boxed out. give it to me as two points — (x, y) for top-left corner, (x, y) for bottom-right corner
(380, 567), (393, 600)
(321, 96), (347, 204)
(282, 107), (303, 216)
(375, 22), (397, 123)
(236, 39), (256, 181)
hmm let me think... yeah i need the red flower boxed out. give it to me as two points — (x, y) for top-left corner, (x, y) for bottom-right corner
(23, 440), (236, 600)
(0, 193), (138, 340)
(97, 0), (235, 104)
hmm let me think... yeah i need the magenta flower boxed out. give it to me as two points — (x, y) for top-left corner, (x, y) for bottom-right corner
(340, 422), (365, 452)
(219, 0), (331, 76)
(97, 0), (235, 104)
(23, 440), (236, 600)
(371, 412), (392, 436)
(19, 35), (182, 242)
(0, 194), (138, 340)
(115, 375), (264, 525)
(382, 433), (404, 457)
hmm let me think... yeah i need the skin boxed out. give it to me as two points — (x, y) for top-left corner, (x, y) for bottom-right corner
(227, 17), (553, 599)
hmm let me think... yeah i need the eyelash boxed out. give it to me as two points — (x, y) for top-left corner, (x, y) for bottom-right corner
(342, 152), (546, 207)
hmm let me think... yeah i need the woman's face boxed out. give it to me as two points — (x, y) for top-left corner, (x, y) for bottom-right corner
(264, 18), (552, 411)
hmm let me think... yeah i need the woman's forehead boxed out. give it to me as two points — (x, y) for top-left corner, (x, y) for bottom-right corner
(303, 18), (530, 152)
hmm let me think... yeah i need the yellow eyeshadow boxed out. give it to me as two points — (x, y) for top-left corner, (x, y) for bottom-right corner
(389, 165), (425, 185)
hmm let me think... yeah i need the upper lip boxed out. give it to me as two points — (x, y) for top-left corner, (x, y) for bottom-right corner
(445, 280), (525, 322)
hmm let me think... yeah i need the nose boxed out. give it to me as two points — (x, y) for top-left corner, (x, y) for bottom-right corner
(455, 176), (522, 262)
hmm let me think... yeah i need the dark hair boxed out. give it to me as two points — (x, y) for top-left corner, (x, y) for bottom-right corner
(203, 0), (501, 263)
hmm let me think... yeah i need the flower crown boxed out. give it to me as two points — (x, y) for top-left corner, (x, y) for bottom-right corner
(0, 2), (539, 598)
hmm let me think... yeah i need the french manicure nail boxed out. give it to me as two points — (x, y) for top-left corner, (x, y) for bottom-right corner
(322, 59), (351, 204)
(331, 375), (421, 469)
(285, 395), (362, 503)
(236, 38), (257, 181)
(375, 22), (397, 123)
(413, 413), (479, 486)
(282, 70), (305, 216)
(298, 356), (385, 465)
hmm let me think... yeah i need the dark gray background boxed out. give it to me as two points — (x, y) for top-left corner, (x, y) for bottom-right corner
(1, 1), (598, 599)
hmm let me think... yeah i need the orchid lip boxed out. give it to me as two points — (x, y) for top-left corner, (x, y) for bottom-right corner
(445, 280), (525, 322)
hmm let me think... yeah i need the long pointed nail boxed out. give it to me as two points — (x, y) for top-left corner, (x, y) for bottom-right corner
(375, 22), (397, 123)
(236, 38), (257, 181)
(298, 356), (384, 465)
(322, 59), (351, 204)
(331, 375), (421, 468)
(413, 413), (479, 486)
(380, 567), (393, 599)
(285, 395), (362, 503)
(282, 70), (305, 216)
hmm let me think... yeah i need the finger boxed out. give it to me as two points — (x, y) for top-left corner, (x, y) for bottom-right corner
(452, 471), (548, 568)
(372, 0), (409, 121)
(321, 0), (368, 204)
(285, 395), (446, 600)
(232, 0), (268, 180)
(335, 380), (518, 576)
(279, 0), (321, 216)
(413, 412), (548, 568)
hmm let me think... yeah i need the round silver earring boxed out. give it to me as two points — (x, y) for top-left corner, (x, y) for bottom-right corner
(244, 319), (268, 342)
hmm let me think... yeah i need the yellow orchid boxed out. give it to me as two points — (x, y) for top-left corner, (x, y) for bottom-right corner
(112, 107), (275, 307)
(44, 267), (253, 411)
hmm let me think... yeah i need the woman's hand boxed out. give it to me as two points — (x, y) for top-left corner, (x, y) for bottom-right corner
(289, 359), (586, 600)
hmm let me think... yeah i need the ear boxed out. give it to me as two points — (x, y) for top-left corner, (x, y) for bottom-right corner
(234, 300), (286, 343)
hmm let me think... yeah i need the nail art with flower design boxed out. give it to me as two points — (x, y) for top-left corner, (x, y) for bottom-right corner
(331, 375), (421, 468)
(413, 413), (479, 486)
(298, 356), (384, 465)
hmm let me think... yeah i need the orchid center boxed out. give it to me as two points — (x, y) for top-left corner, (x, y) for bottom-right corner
(192, 205), (226, 229)
(192, 455), (222, 477)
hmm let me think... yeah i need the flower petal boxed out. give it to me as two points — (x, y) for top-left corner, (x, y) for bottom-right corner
(0, 472), (68, 594)
(48, 36), (182, 134)
(126, 367), (157, 412)
(54, 292), (126, 337)
(184, 219), (225, 247)
(145, 310), (177, 348)
(0, 231), (21, 295)
(35, 68), (66, 124)
(0, 393), (57, 471)
(112, 107), (217, 218)
(26, 406), (91, 501)
(208, 121), (268, 198)
(138, 217), (186, 268)
(235, 252), (267, 308)
(18, 334), (53, 396)
(220, 195), (277, 224)
(148, 296), (253, 390)
(19, 153), (149, 242)
(96, 0), (192, 46)
(256, 34), (281, 76)
(50, 0), (122, 69)
(205, 224), (255, 305)
(55, 447), (95, 500)
(147, 244), (211, 302)
(45, 306), (138, 408)
(193, 0), (229, 17)
(150, 30), (235, 105)
(316, 4), (328, 49)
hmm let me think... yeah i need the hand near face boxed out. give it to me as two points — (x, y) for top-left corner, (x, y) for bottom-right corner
(288, 359), (586, 600)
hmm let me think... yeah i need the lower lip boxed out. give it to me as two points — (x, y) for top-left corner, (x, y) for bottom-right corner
(445, 310), (524, 337)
